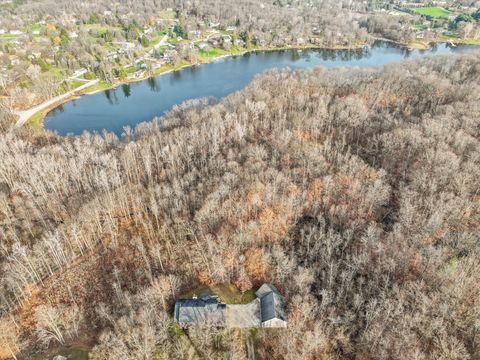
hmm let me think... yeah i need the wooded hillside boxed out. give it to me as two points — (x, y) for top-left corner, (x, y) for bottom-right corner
(0, 53), (479, 359)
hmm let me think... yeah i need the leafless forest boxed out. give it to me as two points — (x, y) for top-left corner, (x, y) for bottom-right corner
(0, 52), (480, 359)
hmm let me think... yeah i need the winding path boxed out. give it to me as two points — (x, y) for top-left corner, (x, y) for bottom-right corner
(14, 79), (99, 128)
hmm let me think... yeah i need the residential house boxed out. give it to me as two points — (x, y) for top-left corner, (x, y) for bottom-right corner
(188, 30), (202, 40)
(297, 37), (306, 46)
(174, 284), (287, 329)
(255, 284), (287, 328)
(208, 34), (221, 47)
(175, 296), (227, 327)
(235, 39), (245, 47)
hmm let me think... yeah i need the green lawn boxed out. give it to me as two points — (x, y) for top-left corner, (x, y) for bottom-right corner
(29, 23), (42, 32)
(179, 283), (257, 305)
(26, 109), (46, 130)
(0, 33), (18, 41)
(71, 80), (85, 89)
(159, 10), (177, 19)
(439, 34), (480, 45)
(82, 81), (112, 94)
(199, 47), (227, 59)
(414, 7), (450, 18)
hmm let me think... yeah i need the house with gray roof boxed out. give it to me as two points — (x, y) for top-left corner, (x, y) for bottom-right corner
(256, 284), (287, 328)
(174, 284), (287, 328)
(174, 295), (226, 327)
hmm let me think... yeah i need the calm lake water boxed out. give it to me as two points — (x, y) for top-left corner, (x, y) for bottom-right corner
(44, 42), (476, 136)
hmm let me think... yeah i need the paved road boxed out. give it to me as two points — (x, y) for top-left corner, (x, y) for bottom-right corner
(14, 79), (99, 128)
(149, 34), (169, 54)
(123, 35), (169, 69)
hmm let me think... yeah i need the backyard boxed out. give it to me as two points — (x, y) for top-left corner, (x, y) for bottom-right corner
(413, 7), (450, 19)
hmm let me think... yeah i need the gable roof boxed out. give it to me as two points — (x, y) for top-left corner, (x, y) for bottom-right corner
(256, 284), (287, 322)
(255, 283), (282, 299)
(174, 296), (226, 326)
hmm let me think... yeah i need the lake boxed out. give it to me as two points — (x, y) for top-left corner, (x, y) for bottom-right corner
(44, 42), (476, 136)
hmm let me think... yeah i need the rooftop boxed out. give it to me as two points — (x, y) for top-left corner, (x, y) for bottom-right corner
(174, 296), (226, 326)
(175, 284), (287, 328)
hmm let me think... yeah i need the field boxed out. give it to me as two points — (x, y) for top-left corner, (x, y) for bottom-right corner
(439, 34), (480, 45)
(413, 7), (450, 18)
(159, 10), (177, 19)
(199, 47), (227, 59)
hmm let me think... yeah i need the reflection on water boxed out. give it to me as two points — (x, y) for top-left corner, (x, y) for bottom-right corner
(121, 84), (131, 98)
(44, 41), (477, 136)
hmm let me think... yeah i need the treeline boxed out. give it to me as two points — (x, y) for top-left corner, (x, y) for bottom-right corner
(0, 52), (480, 359)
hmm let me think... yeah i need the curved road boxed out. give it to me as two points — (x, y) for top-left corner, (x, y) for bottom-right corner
(14, 79), (99, 128)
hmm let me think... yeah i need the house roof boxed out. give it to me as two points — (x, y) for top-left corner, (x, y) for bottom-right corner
(255, 283), (282, 298)
(256, 284), (287, 322)
(174, 296), (226, 326)
(175, 284), (287, 327)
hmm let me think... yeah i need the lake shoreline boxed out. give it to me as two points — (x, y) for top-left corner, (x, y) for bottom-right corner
(19, 42), (376, 130)
(31, 40), (469, 133)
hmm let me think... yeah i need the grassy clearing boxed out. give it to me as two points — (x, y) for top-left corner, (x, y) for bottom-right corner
(408, 40), (431, 50)
(26, 110), (45, 130)
(180, 283), (257, 305)
(414, 7), (450, 18)
(198, 48), (227, 59)
(71, 80), (85, 89)
(0, 33), (18, 41)
(159, 10), (177, 20)
(82, 81), (112, 94)
(412, 24), (428, 31)
(439, 34), (480, 45)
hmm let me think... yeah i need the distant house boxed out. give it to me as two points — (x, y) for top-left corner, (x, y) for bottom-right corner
(70, 68), (87, 79)
(234, 39), (245, 47)
(416, 31), (425, 39)
(188, 30), (202, 40)
(174, 284), (287, 328)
